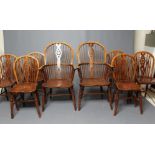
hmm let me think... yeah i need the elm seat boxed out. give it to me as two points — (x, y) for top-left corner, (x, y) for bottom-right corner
(80, 78), (110, 87)
(42, 79), (73, 88)
(116, 82), (141, 91)
(10, 83), (37, 93)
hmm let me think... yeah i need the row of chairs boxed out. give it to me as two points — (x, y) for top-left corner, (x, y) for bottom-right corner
(0, 41), (155, 119)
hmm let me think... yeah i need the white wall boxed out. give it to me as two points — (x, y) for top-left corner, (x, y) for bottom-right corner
(0, 30), (4, 54)
(134, 30), (155, 57)
(134, 30), (150, 51)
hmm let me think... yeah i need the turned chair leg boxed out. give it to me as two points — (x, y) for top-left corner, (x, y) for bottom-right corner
(4, 88), (9, 101)
(34, 91), (41, 118)
(113, 90), (119, 116)
(78, 86), (84, 111)
(100, 86), (104, 98)
(69, 86), (76, 111)
(50, 88), (52, 100)
(108, 86), (113, 110)
(42, 86), (46, 112)
(139, 92), (143, 114)
(10, 93), (15, 119)
(68, 88), (72, 99)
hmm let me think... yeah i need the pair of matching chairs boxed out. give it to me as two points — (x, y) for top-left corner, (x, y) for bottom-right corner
(0, 42), (154, 118)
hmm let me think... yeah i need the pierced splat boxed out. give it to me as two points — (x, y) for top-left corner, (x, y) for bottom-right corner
(44, 42), (74, 65)
(134, 51), (154, 79)
(88, 43), (95, 78)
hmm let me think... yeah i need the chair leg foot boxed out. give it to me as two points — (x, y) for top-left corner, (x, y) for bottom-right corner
(139, 93), (143, 114)
(42, 87), (46, 112)
(10, 93), (15, 119)
(108, 86), (113, 110)
(113, 91), (119, 116)
(34, 91), (41, 118)
(70, 87), (76, 111)
(78, 86), (84, 111)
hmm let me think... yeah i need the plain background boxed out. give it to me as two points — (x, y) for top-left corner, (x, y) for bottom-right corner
(4, 30), (134, 59)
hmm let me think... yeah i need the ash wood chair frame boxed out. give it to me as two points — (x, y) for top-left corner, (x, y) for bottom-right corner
(0, 54), (17, 100)
(134, 51), (155, 97)
(112, 54), (143, 116)
(28, 51), (45, 82)
(77, 41), (113, 111)
(10, 56), (41, 119)
(106, 50), (124, 65)
(41, 64), (76, 111)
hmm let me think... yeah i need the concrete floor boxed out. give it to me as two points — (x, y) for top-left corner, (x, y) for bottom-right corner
(0, 88), (155, 124)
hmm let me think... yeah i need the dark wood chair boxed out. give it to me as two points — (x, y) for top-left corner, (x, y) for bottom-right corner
(77, 41), (113, 111)
(28, 52), (45, 82)
(106, 50), (124, 65)
(0, 54), (17, 100)
(42, 42), (76, 111)
(111, 54), (143, 116)
(10, 56), (41, 119)
(134, 51), (155, 97)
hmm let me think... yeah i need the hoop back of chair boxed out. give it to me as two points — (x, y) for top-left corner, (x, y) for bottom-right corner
(106, 50), (124, 65)
(14, 56), (39, 84)
(77, 42), (106, 64)
(0, 54), (17, 81)
(77, 42), (107, 79)
(41, 64), (74, 82)
(28, 52), (45, 68)
(134, 51), (155, 78)
(112, 54), (136, 82)
(44, 42), (74, 66)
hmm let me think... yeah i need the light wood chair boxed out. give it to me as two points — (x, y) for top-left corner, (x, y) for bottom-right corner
(10, 56), (41, 119)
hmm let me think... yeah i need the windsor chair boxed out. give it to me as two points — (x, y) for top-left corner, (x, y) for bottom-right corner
(0, 54), (17, 100)
(106, 50), (124, 65)
(112, 54), (143, 116)
(28, 52), (45, 82)
(10, 56), (41, 118)
(77, 41), (113, 111)
(134, 51), (155, 97)
(42, 42), (76, 111)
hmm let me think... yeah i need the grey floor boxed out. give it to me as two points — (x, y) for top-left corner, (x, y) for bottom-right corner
(0, 86), (155, 124)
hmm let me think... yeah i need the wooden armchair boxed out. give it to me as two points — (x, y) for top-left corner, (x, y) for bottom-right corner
(10, 56), (41, 118)
(134, 51), (155, 96)
(42, 42), (76, 111)
(28, 52), (45, 82)
(112, 54), (143, 116)
(77, 41), (113, 111)
(0, 54), (17, 100)
(106, 50), (124, 65)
